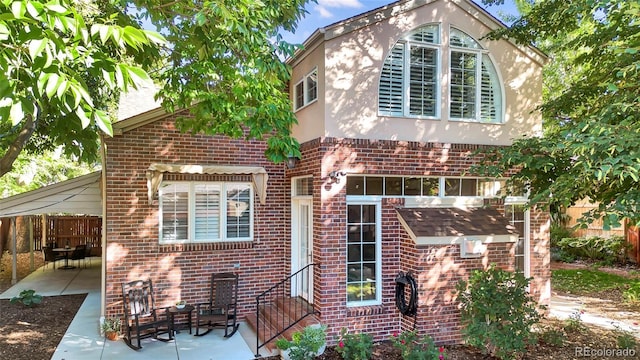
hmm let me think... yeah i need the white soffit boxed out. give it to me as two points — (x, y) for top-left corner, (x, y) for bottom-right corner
(0, 172), (102, 217)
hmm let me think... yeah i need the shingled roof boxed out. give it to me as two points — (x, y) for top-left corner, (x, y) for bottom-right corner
(396, 207), (518, 245)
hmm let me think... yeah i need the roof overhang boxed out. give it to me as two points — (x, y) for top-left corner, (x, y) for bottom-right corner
(287, 0), (547, 67)
(396, 206), (518, 246)
(0, 172), (102, 217)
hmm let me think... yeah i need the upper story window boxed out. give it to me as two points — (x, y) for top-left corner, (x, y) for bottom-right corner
(346, 175), (514, 198)
(159, 182), (253, 243)
(295, 68), (318, 111)
(378, 25), (503, 123)
(379, 25), (440, 118)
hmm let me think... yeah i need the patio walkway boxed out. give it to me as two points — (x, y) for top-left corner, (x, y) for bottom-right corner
(0, 258), (275, 360)
(5, 259), (638, 359)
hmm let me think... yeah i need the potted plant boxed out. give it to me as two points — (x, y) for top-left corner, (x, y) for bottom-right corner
(276, 325), (326, 360)
(101, 317), (122, 341)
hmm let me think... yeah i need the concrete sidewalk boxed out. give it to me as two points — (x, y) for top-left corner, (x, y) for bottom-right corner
(550, 292), (640, 338)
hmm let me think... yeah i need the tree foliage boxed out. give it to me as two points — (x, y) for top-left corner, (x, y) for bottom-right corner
(0, 148), (97, 198)
(1, 0), (311, 184)
(0, 0), (164, 178)
(135, 0), (309, 163)
(477, 0), (640, 228)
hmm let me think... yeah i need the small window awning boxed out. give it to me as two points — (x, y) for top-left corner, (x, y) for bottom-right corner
(146, 164), (269, 205)
(396, 207), (518, 245)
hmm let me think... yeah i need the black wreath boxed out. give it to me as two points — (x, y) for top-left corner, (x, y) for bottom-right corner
(395, 271), (418, 316)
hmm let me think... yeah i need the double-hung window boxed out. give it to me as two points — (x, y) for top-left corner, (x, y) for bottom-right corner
(378, 25), (503, 123)
(160, 182), (253, 243)
(294, 68), (318, 110)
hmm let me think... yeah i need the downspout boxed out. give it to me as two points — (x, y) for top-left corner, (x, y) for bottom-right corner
(99, 135), (107, 322)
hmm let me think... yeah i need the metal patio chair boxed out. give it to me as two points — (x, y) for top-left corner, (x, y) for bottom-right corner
(121, 279), (173, 350)
(83, 242), (92, 268)
(42, 246), (64, 270)
(194, 272), (239, 337)
(69, 244), (86, 268)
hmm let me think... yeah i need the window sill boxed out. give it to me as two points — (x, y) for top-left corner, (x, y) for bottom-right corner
(158, 241), (254, 253)
(346, 305), (386, 317)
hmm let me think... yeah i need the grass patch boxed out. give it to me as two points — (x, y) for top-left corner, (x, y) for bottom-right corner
(552, 269), (635, 295)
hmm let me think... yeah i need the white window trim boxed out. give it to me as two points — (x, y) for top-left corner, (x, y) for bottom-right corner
(402, 40), (442, 119)
(378, 23), (442, 119)
(294, 67), (318, 111)
(159, 181), (254, 244)
(346, 199), (382, 307)
(377, 24), (504, 123)
(292, 175), (313, 197)
(505, 203), (531, 278)
(448, 26), (504, 123)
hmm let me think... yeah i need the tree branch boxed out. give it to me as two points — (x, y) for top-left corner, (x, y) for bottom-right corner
(0, 115), (37, 178)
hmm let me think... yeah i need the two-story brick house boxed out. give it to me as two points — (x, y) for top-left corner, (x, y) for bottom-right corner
(102, 0), (549, 350)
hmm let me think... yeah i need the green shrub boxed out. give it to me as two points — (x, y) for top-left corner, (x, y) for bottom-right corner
(537, 324), (565, 346)
(563, 309), (586, 333)
(613, 324), (638, 350)
(10, 289), (43, 307)
(551, 248), (577, 263)
(275, 325), (326, 360)
(623, 281), (640, 303)
(550, 224), (573, 247)
(390, 330), (444, 360)
(557, 236), (629, 264)
(335, 327), (373, 360)
(456, 264), (543, 360)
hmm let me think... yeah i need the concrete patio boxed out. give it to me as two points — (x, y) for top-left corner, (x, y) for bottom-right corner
(0, 258), (276, 359)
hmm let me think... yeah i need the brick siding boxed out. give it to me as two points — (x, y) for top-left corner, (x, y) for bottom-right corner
(104, 121), (550, 346)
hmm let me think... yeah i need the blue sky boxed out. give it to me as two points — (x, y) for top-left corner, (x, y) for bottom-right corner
(281, 0), (519, 44)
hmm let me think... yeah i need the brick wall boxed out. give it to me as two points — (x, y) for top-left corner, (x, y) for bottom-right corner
(104, 114), (290, 319)
(104, 122), (550, 346)
(309, 137), (550, 345)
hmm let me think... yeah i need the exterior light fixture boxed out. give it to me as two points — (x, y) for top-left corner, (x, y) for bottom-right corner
(328, 171), (346, 184)
(286, 155), (299, 169)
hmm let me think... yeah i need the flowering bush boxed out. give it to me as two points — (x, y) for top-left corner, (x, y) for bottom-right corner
(335, 327), (373, 360)
(563, 309), (586, 333)
(390, 330), (445, 360)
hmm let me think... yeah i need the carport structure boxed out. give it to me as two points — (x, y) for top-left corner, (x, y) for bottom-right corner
(0, 171), (103, 299)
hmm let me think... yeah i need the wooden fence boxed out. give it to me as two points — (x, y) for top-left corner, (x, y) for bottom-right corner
(26, 215), (101, 254)
(566, 201), (639, 263)
(627, 226), (640, 264)
(565, 203), (624, 238)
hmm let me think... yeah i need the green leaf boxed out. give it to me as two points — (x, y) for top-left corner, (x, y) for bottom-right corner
(43, 1), (67, 14)
(75, 106), (90, 128)
(143, 30), (165, 45)
(44, 73), (60, 98)
(11, 1), (26, 19)
(94, 109), (112, 136)
(125, 66), (150, 85)
(25, 0), (43, 19)
(9, 101), (24, 125)
(28, 38), (47, 60)
(55, 77), (67, 98)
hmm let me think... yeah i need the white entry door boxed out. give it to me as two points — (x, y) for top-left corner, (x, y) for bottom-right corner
(292, 198), (313, 302)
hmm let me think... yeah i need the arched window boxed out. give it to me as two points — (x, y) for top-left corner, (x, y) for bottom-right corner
(378, 25), (503, 123)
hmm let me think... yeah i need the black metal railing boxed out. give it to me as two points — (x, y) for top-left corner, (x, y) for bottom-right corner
(255, 263), (317, 357)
